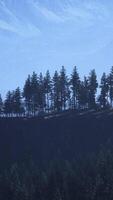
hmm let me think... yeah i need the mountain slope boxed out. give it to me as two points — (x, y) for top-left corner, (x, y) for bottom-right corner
(0, 110), (113, 169)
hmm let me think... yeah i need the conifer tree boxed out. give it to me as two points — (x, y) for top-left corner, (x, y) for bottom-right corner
(78, 77), (89, 109)
(88, 69), (98, 109)
(70, 66), (80, 109)
(59, 66), (70, 110)
(4, 91), (13, 116)
(38, 73), (46, 110)
(23, 75), (32, 115)
(108, 66), (113, 106)
(99, 73), (109, 108)
(52, 71), (61, 111)
(13, 87), (23, 115)
(31, 72), (39, 115)
(44, 70), (51, 113)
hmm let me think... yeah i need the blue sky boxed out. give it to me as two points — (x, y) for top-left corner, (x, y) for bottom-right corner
(0, 0), (113, 96)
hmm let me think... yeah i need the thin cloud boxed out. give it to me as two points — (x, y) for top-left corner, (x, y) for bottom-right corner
(0, 1), (41, 37)
(33, 0), (113, 27)
(37, 7), (64, 23)
(32, 1), (65, 23)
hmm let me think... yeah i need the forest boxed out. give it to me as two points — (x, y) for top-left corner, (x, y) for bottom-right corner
(0, 111), (113, 200)
(0, 67), (113, 199)
(0, 66), (113, 117)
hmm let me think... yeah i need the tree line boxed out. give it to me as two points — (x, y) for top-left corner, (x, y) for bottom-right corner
(1, 66), (113, 116)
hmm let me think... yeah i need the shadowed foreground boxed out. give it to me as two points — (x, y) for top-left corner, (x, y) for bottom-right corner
(0, 110), (113, 199)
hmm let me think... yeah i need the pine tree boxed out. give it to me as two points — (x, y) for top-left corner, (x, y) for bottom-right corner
(13, 87), (23, 115)
(99, 73), (109, 109)
(38, 73), (46, 111)
(59, 66), (70, 110)
(84, 76), (90, 107)
(70, 66), (80, 109)
(23, 75), (32, 115)
(78, 77), (89, 109)
(4, 91), (13, 116)
(52, 71), (61, 112)
(31, 72), (39, 115)
(108, 66), (113, 106)
(44, 70), (52, 113)
(88, 69), (98, 109)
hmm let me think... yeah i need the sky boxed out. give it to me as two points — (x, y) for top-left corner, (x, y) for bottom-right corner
(0, 0), (113, 97)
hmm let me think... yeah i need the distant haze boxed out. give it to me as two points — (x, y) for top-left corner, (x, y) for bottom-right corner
(0, 0), (113, 96)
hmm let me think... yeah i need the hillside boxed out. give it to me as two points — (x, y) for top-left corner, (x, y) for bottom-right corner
(0, 109), (113, 169)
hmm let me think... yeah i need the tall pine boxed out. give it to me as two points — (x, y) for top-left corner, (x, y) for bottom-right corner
(88, 69), (98, 109)
(52, 71), (61, 112)
(23, 75), (32, 115)
(13, 87), (23, 115)
(4, 91), (13, 116)
(59, 66), (70, 110)
(99, 73), (109, 109)
(70, 66), (80, 109)
(44, 70), (51, 113)
(108, 66), (113, 106)
(31, 72), (39, 115)
(38, 73), (46, 111)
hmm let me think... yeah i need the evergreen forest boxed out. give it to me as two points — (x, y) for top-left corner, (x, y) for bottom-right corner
(1, 66), (113, 117)
(0, 67), (113, 199)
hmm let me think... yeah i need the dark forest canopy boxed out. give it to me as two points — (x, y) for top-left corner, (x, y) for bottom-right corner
(1, 66), (113, 116)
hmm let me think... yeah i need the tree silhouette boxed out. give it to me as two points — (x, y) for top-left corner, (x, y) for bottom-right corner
(23, 75), (32, 115)
(31, 72), (39, 115)
(88, 69), (98, 109)
(99, 73), (109, 109)
(44, 70), (52, 113)
(70, 66), (80, 109)
(78, 76), (89, 109)
(13, 87), (23, 115)
(38, 73), (45, 111)
(52, 71), (61, 112)
(4, 91), (14, 116)
(59, 66), (70, 111)
(108, 66), (113, 106)
(2, 66), (113, 117)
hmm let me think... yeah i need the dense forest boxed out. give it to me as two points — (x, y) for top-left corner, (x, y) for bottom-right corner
(0, 111), (113, 200)
(1, 66), (113, 117)
(1, 147), (113, 200)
